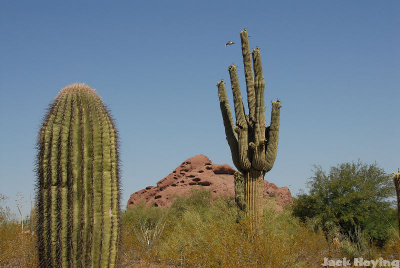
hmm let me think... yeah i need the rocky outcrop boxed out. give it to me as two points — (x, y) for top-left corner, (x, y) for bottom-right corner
(127, 155), (293, 211)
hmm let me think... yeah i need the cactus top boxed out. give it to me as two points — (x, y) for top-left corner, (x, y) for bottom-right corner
(56, 83), (100, 99)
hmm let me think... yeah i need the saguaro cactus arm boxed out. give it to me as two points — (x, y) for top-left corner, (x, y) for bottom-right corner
(264, 100), (281, 172)
(251, 48), (268, 171)
(229, 65), (251, 171)
(217, 29), (281, 173)
(240, 29), (256, 123)
(217, 81), (240, 169)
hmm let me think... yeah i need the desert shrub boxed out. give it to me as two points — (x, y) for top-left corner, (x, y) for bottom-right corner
(2, 188), (396, 267)
(167, 189), (215, 220)
(0, 223), (37, 267)
(0, 194), (37, 268)
(0, 194), (12, 224)
(377, 225), (400, 262)
(0, 194), (37, 267)
(121, 189), (338, 267)
(120, 202), (168, 266)
(381, 235), (400, 260)
(293, 161), (396, 250)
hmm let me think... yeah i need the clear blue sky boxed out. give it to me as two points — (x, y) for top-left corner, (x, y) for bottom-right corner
(1, 1), (399, 216)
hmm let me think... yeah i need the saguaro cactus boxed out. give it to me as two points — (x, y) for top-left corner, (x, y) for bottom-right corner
(394, 171), (400, 233)
(36, 84), (120, 268)
(217, 30), (281, 219)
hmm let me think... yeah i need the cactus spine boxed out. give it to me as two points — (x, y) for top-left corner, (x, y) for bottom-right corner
(394, 171), (400, 233)
(36, 84), (120, 268)
(217, 30), (281, 219)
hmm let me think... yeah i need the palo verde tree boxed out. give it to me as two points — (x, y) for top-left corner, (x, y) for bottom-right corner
(36, 84), (120, 268)
(293, 161), (395, 247)
(217, 29), (281, 219)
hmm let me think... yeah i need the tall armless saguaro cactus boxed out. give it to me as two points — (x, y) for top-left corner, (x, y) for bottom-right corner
(36, 84), (120, 268)
(217, 30), (281, 219)
(394, 171), (400, 233)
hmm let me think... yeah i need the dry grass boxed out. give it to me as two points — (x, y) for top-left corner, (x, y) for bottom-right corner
(0, 223), (37, 267)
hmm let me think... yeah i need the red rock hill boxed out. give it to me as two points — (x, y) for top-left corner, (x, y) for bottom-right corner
(127, 155), (293, 211)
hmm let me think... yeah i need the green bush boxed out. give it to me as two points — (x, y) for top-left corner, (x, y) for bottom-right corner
(121, 189), (338, 267)
(292, 161), (396, 248)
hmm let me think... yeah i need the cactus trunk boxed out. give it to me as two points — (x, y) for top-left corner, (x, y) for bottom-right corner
(217, 30), (281, 219)
(394, 172), (400, 233)
(36, 84), (120, 268)
(244, 170), (264, 220)
(235, 171), (264, 220)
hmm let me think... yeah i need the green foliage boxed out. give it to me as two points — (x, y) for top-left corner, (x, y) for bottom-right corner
(36, 84), (120, 267)
(121, 190), (341, 267)
(292, 161), (396, 248)
(168, 189), (214, 219)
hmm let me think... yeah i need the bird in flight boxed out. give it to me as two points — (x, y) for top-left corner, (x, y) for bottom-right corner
(225, 40), (235, 47)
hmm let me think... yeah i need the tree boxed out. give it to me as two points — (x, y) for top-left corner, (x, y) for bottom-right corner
(292, 161), (396, 247)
